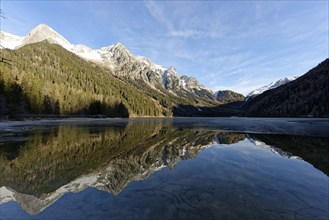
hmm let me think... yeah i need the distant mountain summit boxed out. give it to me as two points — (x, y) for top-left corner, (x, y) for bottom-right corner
(246, 76), (298, 99)
(0, 24), (213, 101)
(1, 24), (102, 61)
(243, 59), (329, 117)
(0, 24), (220, 117)
(21, 24), (71, 48)
(213, 90), (244, 104)
(1, 24), (327, 117)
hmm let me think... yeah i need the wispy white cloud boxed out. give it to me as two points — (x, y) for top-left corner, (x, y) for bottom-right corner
(144, 1), (174, 31)
(2, 1), (328, 96)
(169, 29), (221, 39)
(144, 1), (223, 39)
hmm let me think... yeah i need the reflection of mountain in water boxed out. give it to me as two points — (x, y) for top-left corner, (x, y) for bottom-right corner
(0, 120), (218, 214)
(215, 133), (246, 144)
(248, 137), (303, 159)
(1, 120), (328, 215)
(249, 134), (329, 176)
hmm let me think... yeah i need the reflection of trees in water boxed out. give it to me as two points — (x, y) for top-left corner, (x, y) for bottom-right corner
(1, 124), (328, 217)
(249, 134), (329, 176)
(1, 122), (327, 205)
(216, 133), (246, 144)
(0, 121), (216, 197)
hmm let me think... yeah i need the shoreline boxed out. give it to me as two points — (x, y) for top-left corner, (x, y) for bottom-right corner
(1, 114), (328, 122)
(1, 117), (329, 138)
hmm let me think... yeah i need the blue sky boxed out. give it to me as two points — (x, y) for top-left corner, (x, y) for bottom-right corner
(1, 1), (328, 95)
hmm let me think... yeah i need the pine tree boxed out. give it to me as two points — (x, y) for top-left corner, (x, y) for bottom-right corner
(43, 95), (53, 114)
(54, 100), (61, 114)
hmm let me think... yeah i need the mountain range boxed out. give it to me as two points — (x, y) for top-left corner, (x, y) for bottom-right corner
(0, 24), (328, 117)
(0, 24), (212, 98)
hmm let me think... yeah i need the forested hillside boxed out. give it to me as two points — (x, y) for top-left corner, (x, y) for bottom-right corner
(213, 90), (245, 104)
(1, 40), (328, 118)
(243, 59), (329, 117)
(0, 41), (202, 118)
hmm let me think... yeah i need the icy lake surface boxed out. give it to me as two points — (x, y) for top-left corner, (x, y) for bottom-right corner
(0, 118), (328, 220)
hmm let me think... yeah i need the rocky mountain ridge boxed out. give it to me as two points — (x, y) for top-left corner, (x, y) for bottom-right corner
(1, 24), (327, 117)
(246, 76), (298, 99)
(0, 24), (212, 99)
(243, 59), (329, 117)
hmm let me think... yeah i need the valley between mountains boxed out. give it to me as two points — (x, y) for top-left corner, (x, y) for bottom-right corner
(1, 24), (328, 118)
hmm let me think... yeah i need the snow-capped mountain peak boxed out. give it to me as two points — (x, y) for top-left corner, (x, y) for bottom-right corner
(163, 66), (180, 90)
(180, 75), (206, 90)
(246, 76), (298, 98)
(167, 66), (177, 73)
(21, 24), (71, 49)
(0, 24), (103, 62)
(0, 24), (213, 98)
(0, 32), (23, 49)
(96, 42), (135, 69)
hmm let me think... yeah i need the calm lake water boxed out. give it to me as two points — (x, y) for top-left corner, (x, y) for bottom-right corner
(0, 118), (328, 220)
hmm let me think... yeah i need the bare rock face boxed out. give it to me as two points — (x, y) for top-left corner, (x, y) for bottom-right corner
(98, 43), (134, 69)
(1, 24), (216, 104)
(180, 75), (207, 91)
(163, 66), (180, 90)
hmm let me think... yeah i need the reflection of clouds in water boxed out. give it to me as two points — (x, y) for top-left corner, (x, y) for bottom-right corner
(0, 120), (328, 219)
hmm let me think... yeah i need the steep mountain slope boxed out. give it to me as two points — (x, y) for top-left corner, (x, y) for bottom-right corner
(0, 32), (23, 49)
(213, 90), (244, 104)
(246, 76), (298, 99)
(1, 24), (102, 62)
(0, 42), (197, 117)
(0, 24), (216, 105)
(243, 59), (329, 117)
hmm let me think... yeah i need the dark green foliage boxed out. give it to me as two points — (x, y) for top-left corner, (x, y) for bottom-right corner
(42, 95), (53, 114)
(0, 79), (7, 116)
(216, 133), (246, 144)
(87, 100), (129, 117)
(88, 100), (105, 115)
(0, 121), (216, 196)
(0, 80), (30, 117)
(243, 59), (329, 117)
(117, 101), (129, 118)
(172, 104), (241, 117)
(0, 42), (169, 117)
(2, 40), (326, 118)
(214, 90), (245, 104)
(54, 100), (60, 114)
(250, 134), (329, 175)
(7, 82), (23, 104)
